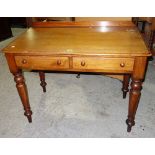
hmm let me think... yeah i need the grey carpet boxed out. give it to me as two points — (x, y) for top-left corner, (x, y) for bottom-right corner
(0, 28), (155, 137)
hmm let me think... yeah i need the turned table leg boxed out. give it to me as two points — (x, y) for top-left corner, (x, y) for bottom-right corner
(39, 71), (47, 92)
(76, 73), (81, 78)
(122, 74), (130, 99)
(126, 79), (142, 132)
(125, 57), (147, 132)
(14, 72), (32, 122)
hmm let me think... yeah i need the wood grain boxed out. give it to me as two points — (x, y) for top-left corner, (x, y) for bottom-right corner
(2, 27), (150, 57)
(32, 21), (135, 27)
(132, 57), (148, 79)
(15, 56), (69, 70)
(73, 57), (134, 71)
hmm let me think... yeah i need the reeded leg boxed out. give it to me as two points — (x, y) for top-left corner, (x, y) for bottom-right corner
(126, 79), (142, 132)
(14, 72), (32, 122)
(122, 74), (130, 99)
(39, 71), (47, 92)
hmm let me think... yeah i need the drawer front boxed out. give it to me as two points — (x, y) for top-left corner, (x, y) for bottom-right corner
(73, 57), (134, 72)
(15, 56), (69, 70)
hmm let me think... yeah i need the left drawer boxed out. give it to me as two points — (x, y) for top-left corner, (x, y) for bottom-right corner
(15, 56), (69, 70)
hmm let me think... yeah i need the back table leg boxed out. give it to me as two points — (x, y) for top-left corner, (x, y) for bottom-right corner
(14, 71), (32, 122)
(39, 71), (47, 92)
(122, 74), (131, 99)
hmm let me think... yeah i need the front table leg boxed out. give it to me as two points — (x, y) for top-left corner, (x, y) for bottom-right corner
(14, 72), (32, 122)
(126, 79), (142, 132)
(125, 57), (147, 132)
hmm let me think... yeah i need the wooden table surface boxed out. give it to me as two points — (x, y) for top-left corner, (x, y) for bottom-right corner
(1, 25), (151, 132)
(2, 27), (150, 56)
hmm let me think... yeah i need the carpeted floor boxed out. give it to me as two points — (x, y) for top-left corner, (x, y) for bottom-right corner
(0, 28), (155, 137)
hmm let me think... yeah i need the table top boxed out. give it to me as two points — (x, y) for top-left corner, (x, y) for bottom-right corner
(2, 27), (151, 56)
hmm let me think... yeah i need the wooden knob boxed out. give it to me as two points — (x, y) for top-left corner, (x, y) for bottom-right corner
(22, 59), (27, 64)
(81, 61), (85, 66)
(57, 60), (61, 65)
(120, 62), (125, 67)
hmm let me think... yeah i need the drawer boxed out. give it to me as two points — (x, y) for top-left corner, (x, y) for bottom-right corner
(15, 56), (69, 70)
(73, 57), (134, 72)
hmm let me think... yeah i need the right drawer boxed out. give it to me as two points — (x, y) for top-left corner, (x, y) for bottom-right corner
(73, 57), (134, 72)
